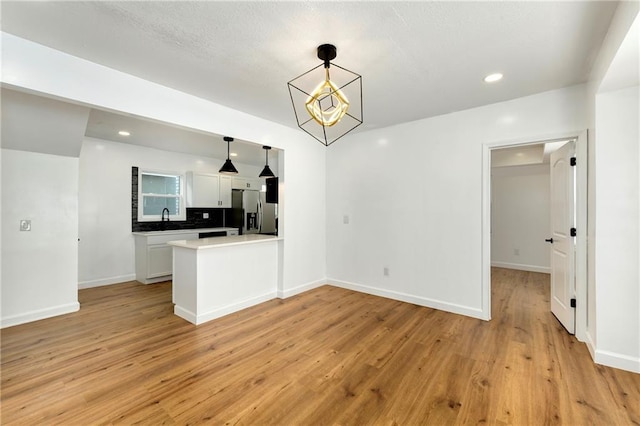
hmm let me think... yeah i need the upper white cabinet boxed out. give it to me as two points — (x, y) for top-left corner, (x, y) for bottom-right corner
(186, 172), (232, 208)
(232, 177), (263, 191)
(218, 175), (232, 206)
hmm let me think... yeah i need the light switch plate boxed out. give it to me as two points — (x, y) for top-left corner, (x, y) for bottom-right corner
(20, 220), (31, 231)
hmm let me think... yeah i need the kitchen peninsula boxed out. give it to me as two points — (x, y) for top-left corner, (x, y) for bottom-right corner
(168, 234), (281, 325)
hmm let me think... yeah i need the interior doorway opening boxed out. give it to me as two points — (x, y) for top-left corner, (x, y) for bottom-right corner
(482, 131), (588, 342)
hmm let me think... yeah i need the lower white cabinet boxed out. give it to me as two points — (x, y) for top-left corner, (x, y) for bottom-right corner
(134, 232), (198, 284)
(147, 244), (173, 278)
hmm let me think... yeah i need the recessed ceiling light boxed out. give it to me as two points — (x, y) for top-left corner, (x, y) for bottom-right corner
(118, 130), (131, 136)
(230, 152), (238, 157)
(484, 73), (503, 83)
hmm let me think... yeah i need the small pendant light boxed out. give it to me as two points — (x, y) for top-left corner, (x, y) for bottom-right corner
(219, 136), (238, 174)
(259, 146), (275, 178)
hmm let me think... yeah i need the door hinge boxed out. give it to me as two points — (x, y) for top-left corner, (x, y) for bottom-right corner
(570, 157), (577, 166)
(570, 298), (576, 308)
(570, 227), (577, 237)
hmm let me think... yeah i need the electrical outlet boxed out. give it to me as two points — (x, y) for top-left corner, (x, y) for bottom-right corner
(203, 213), (209, 219)
(343, 215), (349, 224)
(514, 248), (520, 256)
(383, 267), (389, 276)
(20, 220), (31, 231)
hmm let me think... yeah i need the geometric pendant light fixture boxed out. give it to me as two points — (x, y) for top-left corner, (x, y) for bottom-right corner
(288, 44), (363, 147)
(219, 136), (238, 174)
(258, 146), (276, 178)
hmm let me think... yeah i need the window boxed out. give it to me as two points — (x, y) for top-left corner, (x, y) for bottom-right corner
(138, 171), (186, 222)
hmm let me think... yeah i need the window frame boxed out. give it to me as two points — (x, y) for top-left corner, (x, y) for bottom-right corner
(137, 170), (186, 222)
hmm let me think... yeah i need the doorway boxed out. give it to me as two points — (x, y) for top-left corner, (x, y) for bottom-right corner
(481, 131), (588, 342)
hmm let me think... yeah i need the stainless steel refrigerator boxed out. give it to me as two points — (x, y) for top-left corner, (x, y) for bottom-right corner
(231, 189), (277, 235)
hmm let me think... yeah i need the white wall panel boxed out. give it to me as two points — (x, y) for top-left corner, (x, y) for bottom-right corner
(1, 149), (80, 327)
(594, 86), (640, 372)
(491, 164), (551, 273)
(586, 3), (640, 372)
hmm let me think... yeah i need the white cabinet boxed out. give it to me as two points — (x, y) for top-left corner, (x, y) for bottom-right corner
(219, 175), (232, 207)
(134, 232), (198, 284)
(187, 172), (232, 208)
(231, 177), (263, 191)
(147, 244), (173, 278)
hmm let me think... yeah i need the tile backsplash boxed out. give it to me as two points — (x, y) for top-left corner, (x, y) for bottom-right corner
(131, 167), (230, 232)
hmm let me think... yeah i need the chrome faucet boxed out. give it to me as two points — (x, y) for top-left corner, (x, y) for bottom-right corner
(161, 208), (170, 222)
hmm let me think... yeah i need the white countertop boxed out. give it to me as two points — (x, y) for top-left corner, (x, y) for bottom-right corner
(168, 234), (281, 250)
(133, 227), (238, 236)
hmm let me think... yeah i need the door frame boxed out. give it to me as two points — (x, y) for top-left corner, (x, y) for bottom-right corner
(481, 130), (588, 342)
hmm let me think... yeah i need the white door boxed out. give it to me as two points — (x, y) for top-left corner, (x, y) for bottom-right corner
(549, 140), (576, 333)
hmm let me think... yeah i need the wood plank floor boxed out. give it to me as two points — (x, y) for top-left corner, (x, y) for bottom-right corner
(2, 268), (639, 425)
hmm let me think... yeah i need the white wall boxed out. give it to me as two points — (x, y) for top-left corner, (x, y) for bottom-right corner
(2, 33), (327, 307)
(326, 85), (587, 320)
(78, 137), (266, 288)
(594, 85), (640, 372)
(491, 164), (550, 273)
(1, 149), (80, 327)
(585, 2), (640, 373)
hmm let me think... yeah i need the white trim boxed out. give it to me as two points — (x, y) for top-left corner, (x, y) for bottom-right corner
(594, 349), (640, 374)
(138, 169), (186, 222)
(174, 305), (197, 324)
(194, 291), (277, 325)
(482, 144), (492, 320)
(585, 330), (596, 358)
(491, 262), (551, 274)
(78, 274), (137, 289)
(176, 291), (278, 326)
(327, 278), (486, 320)
(1, 302), (80, 329)
(277, 278), (326, 299)
(574, 130), (589, 342)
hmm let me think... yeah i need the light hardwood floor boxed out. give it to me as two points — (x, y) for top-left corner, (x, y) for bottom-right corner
(1, 268), (639, 425)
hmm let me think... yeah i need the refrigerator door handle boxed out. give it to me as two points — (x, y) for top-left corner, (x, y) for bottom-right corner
(257, 199), (263, 232)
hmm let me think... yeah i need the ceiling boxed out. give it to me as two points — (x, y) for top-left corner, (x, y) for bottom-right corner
(1, 1), (619, 134)
(491, 140), (571, 168)
(85, 108), (278, 167)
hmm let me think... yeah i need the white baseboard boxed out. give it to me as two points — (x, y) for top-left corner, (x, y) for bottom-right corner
(586, 330), (639, 373)
(1, 302), (80, 328)
(584, 330), (596, 359)
(176, 291), (278, 326)
(327, 278), (486, 320)
(277, 278), (326, 299)
(594, 349), (640, 374)
(79, 274), (136, 289)
(491, 261), (550, 274)
(174, 305), (197, 324)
